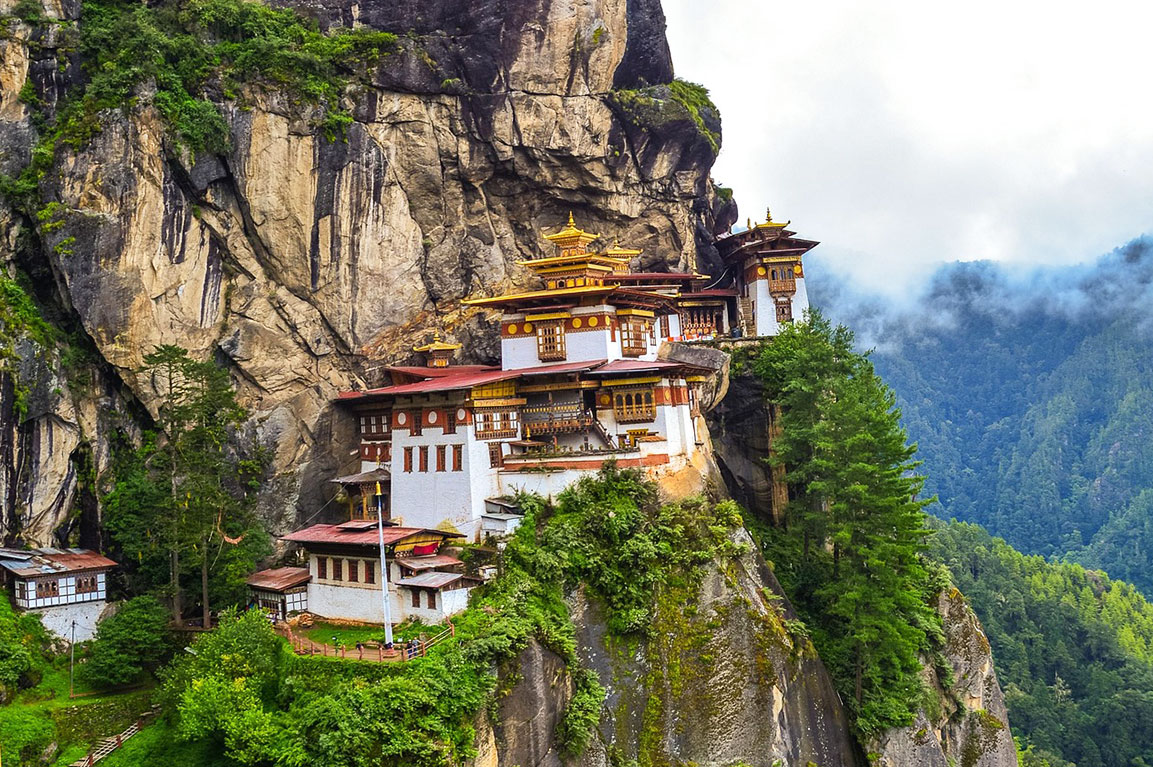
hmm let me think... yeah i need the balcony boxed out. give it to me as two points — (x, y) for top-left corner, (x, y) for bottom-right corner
(522, 402), (595, 436)
(768, 278), (796, 295)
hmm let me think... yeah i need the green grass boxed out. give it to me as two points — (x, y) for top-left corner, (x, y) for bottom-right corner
(300, 618), (443, 648)
(98, 719), (231, 767)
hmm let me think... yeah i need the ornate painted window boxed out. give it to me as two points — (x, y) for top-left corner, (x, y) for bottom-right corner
(475, 409), (519, 440)
(358, 413), (390, 438)
(612, 387), (656, 423)
(620, 319), (649, 356)
(488, 442), (504, 468)
(536, 322), (566, 361)
(775, 299), (793, 323)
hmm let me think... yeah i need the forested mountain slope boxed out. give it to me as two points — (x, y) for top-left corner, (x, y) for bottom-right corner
(812, 238), (1153, 594)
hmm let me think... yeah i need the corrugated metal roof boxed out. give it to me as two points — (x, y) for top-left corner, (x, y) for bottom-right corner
(397, 555), (463, 572)
(281, 524), (463, 547)
(331, 468), (391, 484)
(246, 567), (311, 591)
(0, 549), (117, 577)
(585, 359), (693, 375)
(396, 572), (467, 589)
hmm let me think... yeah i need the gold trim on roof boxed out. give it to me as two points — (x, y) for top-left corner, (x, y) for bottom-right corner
(412, 332), (462, 353)
(755, 207), (790, 229)
(463, 285), (615, 306)
(543, 211), (600, 243)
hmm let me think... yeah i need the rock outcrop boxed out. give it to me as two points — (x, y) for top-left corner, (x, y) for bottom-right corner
(0, 0), (725, 542)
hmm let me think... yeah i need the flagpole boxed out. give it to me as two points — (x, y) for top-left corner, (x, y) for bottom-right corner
(375, 482), (394, 648)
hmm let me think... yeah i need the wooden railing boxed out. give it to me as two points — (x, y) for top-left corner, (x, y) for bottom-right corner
(70, 709), (158, 766)
(279, 619), (456, 663)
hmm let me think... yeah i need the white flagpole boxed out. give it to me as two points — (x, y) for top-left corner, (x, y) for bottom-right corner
(375, 482), (394, 648)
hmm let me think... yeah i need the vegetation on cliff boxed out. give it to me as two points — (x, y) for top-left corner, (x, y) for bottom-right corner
(42, 467), (742, 766)
(932, 519), (1153, 767)
(745, 311), (944, 737)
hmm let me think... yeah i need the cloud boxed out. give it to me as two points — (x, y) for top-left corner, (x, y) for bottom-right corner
(663, 0), (1153, 296)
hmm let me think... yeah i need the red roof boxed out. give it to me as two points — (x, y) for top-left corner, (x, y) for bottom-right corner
(281, 524), (463, 547)
(247, 566), (311, 591)
(337, 369), (520, 399)
(510, 359), (606, 376)
(386, 365), (497, 379)
(0, 548), (116, 578)
(586, 359), (701, 375)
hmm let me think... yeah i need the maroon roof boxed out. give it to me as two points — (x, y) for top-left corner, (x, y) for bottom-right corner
(586, 359), (705, 376)
(609, 272), (704, 282)
(0, 548), (116, 578)
(281, 524), (463, 547)
(247, 566), (310, 591)
(386, 365), (497, 379)
(337, 369), (520, 399)
(512, 359), (606, 376)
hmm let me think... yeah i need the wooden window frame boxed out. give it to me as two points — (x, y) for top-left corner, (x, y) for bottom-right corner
(426, 590), (437, 610)
(318, 556), (327, 579)
(489, 442), (504, 468)
(436, 444), (446, 472)
(536, 321), (567, 362)
(475, 409), (518, 440)
(419, 446), (429, 472)
(444, 410), (457, 434)
(452, 444), (463, 471)
(411, 411), (423, 436)
(621, 319), (648, 357)
(365, 561), (375, 584)
(348, 560), (359, 582)
(411, 589), (420, 608)
(403, 446), (413, 473)
(612, 387), (656, 423)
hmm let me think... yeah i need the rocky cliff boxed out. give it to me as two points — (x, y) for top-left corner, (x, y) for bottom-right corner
(0, 0), (731, 543)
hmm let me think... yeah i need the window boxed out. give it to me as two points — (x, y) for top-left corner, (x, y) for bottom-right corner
(359, 413), (390, 438)
(318, 556), (327, 579)
(452, 444), (463, 471)
(612, 387), (656, 423)
(365, 561), (375, 584)
(77, 575), (97, 594)
(43, 579), (60, 597)
(436, 444), (446, 472)
(489, 442), (503, 468)
(444, 410), (457, 434)
(426, 591), (437, 610)
(15, 581), (26, 602)
(411, 589), (421, 608)
(620, 320), (648, 356)
(475, 409), (518, 440)
(775, 299), (793, 323)
(348, 560), (359, 582)
(660, 314), (670, 338)
(411, 411), (423, 436)
(404, 446), (413, 473)
(536, 322), (566, 361)
(419, 446), (429, 472)
(332, 559), (343, 581)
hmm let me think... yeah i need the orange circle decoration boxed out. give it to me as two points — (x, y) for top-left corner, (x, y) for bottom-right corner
(757, 266), (767, 276)
(523, 322), (533, 333)
(598, 394), (611, 406)
(793, 264), (803, 276)
(588, 316), (599, 327)
(507, 324), (518, 335)
(572, 318), (583, 329)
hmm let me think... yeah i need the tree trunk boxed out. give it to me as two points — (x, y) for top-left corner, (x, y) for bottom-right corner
(201, 533), (211, 629)
(171, 546), (183, 626)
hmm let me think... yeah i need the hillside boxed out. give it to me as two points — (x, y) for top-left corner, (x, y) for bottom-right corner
(813, 240), (1153, 595)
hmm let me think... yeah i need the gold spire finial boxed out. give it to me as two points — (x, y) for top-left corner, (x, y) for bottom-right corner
(766, 207), (772, 224)
(567, 210), (576, 228)
(747, 217), (751, 229)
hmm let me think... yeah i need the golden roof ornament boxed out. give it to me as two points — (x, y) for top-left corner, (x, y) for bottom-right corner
(412, 332), (461, 353)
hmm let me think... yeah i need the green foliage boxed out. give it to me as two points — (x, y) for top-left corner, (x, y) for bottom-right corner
(750, 311), (940, 737)
(0, 598), (50, 693)
(932, 519), (1153, 767)
(609, 78), (721, 152)
(79, 596), (174, 688)
(103, 346), (270, 621)
(143, 469), (742, 766)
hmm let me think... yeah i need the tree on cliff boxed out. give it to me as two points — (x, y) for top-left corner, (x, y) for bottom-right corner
(104, 345), (268, 625)
(753, 311), (939, 735)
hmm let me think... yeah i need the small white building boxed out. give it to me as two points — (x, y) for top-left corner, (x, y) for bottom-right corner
(246, 566), (310, 620)
(0, 547), (116, 642)
(278, 522), (477, 625)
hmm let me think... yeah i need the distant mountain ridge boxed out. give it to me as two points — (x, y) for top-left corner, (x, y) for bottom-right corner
(812, 237), (1153, 594)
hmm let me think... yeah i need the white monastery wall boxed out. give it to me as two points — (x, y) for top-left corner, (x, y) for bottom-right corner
(37, 600), (108, 643)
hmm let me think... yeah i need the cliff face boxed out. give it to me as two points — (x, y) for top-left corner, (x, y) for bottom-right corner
(0, 0), (726, 542)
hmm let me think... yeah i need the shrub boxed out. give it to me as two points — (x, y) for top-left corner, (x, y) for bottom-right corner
(79, 595), (173, 688)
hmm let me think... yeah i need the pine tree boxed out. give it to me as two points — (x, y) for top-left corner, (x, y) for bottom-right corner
(753, 311), (939, 735)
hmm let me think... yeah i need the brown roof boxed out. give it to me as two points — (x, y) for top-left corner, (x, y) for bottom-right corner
(0, 548), (116, 578)
(586, 359), (711, 376)
(247, 567), (311, 591)
(282, 524), (463, 548)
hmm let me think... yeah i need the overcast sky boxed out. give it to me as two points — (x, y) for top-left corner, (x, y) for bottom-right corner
(663, 0), (1153, 295)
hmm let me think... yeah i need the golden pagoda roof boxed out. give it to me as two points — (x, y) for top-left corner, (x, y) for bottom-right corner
(754, 207), (789, 230)
(463, 284), (615, 307)
(542, 212), (600, 248)
(412, 332), (462, 353)
(600, 239), (642, 258)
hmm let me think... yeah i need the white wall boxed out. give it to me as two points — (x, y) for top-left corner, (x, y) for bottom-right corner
(792, 277), (809, 321)
(36, 600), (107, 643)
(390, 423), (479, 536)
(20, 572), (107, 610)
